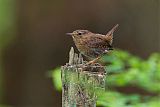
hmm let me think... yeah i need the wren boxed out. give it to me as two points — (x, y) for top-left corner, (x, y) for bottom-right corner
(67, 24), (119, 64)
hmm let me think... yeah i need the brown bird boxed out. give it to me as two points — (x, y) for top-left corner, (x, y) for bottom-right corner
(67, 24), (119, 64)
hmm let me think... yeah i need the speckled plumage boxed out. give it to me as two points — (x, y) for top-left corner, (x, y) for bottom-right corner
(67, 24), (119, 61)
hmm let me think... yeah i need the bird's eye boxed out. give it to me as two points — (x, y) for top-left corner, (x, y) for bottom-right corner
(78, 32), (82, 35)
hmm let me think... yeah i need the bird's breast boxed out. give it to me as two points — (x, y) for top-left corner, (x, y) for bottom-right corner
(73, 38), (90, 56)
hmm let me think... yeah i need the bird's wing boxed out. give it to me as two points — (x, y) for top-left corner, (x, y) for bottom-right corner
(86, 35), (109, 49)
(86, 35), (111, 56)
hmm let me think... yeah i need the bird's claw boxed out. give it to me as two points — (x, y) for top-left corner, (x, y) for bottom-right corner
(86, 56), (101, 65)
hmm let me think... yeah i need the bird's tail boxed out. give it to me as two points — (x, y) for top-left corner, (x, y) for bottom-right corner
(106, 24), (119, 37)
(105, 24), (119, 45)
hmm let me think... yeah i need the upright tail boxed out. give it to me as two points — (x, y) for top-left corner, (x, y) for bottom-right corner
(105, 24), (119, 45)
(106, 24), (119, 36)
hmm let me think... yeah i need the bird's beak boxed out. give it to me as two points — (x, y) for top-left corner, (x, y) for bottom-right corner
(66, 33), (73, 36)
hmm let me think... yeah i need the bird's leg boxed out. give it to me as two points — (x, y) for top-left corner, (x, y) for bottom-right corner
(86, 56), (101, 65)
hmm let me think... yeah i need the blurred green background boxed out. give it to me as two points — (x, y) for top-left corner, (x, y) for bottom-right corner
(0, 0), (159, 106)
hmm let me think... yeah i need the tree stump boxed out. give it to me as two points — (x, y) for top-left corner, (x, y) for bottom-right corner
(61, 47), (106, 107)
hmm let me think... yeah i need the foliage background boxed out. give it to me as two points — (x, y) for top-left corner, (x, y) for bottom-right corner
(0, 0), (159, 106)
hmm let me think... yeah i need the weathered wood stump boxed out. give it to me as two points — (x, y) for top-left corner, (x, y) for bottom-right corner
(61, 47), (106, 107)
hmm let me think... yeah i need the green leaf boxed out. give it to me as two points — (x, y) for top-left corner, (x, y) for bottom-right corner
(51, 68), (62, 91)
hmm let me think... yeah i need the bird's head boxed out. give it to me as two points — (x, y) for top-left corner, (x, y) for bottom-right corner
(66, 30), (91, 38)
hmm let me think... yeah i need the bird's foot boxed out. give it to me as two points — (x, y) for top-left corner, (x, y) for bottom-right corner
(86, 56), (101, 65)
(86, 60), (96, 65)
